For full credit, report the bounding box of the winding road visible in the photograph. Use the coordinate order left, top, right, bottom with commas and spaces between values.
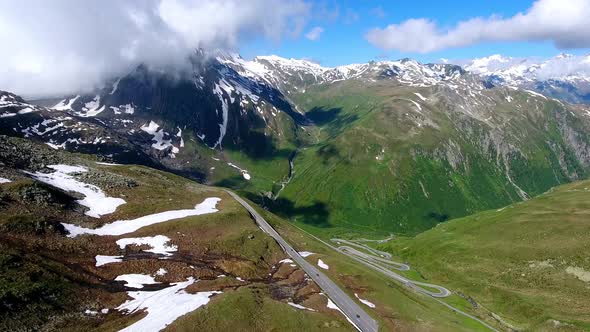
331, 238, 450, 297
290, 226, 499, 331
225, 190, 378, 332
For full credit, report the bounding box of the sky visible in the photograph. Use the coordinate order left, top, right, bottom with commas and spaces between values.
1, 0, 589, 97
242, 0, 590, 66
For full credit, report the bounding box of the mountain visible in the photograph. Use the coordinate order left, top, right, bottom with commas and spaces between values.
379, 178, 590, 330
4, 52, 590, 236
461, 53, 590, 104
5, 50, 590, 331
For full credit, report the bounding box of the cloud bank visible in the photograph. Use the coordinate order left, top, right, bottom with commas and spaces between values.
0, 0, 310, 97
366, 0, 590, 53
305, 27, 324, 41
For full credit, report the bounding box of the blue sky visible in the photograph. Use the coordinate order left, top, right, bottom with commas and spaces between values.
240, 0, 590, 66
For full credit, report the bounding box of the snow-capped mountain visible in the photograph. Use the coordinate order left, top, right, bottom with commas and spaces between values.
461, 53, 590, 103
219, 53, 469, 92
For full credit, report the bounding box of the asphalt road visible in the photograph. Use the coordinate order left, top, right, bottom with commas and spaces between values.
316, 234, 497, 331
331, 239, 450, 297
225, 190, 378, 332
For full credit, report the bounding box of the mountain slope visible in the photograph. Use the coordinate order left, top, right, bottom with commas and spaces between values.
267, 65, 590, 235
0, 135, 506, 332
379, 179, 590, 331
0, 136, 357, 331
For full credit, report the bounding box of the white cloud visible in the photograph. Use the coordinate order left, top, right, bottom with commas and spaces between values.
305, 26, 324, 41
365, 0, 590, 53
460, 53, 590, 80
0, 0, 310, 97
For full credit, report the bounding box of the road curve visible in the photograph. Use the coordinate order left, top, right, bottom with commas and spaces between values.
225, 190, 378, 332
295, 229, 498, 331
331, 239, 450, 297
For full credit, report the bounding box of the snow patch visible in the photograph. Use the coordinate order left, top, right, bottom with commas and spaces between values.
326, 298, 361, 332
288, 302, 316, 311
227, 162, 251, 180
52, 95, 79, 111
213, 82, 230, 149
61, 197, 221, 237
354, 293, 376, 308
117, 278, 221, 332
95, 255, 123, 267
26, 165, 126, 218
141, 121, 181, 156
566, 266, 590, 283
0, 177, 11, 184
317, 259, 329, 270
115, 274, 159, 289
298, 251, 315, 257
524, 89, 547, 99
414, 92, 427, 101
116, 235, 178, 256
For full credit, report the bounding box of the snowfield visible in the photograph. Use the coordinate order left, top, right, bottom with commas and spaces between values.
354, 293, 376, 308
288, 302, 316, 311
298, 251, 315, 257
117, 277, 221, 332
95, 255, 123, 267
326, 297, 361, 332
115, 274, 159, 289
62, 197, 221, 237
227, 162, 251, 180
26, 164, 126, 218
116, 235, 178, 256
317, 259, 329, 270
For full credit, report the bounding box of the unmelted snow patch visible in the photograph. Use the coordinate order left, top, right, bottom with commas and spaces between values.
141, 121, 180, 156
317, 259, 329, 270
95, 255, 123, 267
227, 162, 251, 180
326, 297, 361, 331
299, 251, 315, 257
115, 274, 159, 289
414, 92, 427, 101
26, 165, 126, 218
213, 82, 230, 148
354, 293, 376, 308
279, 258, 294, 264
566, 266, 590, 282
288, 302, 316, 311
62, 197, 220, 237
117, 277, 221, 332
156, 268, 167, 276
78, 95, 105, 117
117, 235, 177, 256
52, 95, 80, 110
0, 177, 11, 184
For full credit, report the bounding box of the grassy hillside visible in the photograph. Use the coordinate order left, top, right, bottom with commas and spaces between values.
0, 136, 510, 332
379, 179, 590, 331
0, 136, 352, 331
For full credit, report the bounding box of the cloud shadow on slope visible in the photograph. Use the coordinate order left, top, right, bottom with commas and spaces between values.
243, 193, 332, 228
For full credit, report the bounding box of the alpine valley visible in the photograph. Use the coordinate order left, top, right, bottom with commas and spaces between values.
4, 51, 590, 235
3, 50, 590, 331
